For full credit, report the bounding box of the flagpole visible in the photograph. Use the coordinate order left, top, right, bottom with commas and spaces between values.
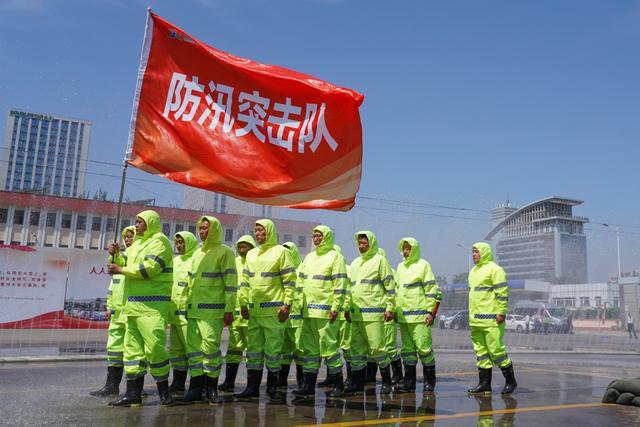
113, 159, 129, 247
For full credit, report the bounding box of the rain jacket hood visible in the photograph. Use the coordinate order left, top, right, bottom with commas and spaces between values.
354, 230, 378, 260
333, 244, 343, 255
256, 219, 277, 250
198, 215, 222, 247
236, 234, 257, 255
136, 210, 161, 241
313, 225, 335, 255
473, 242, 493, 267
122, 225, 136, 245
174, 230, 198, 260
283, 241, 301, 267
398, 237, 421, 265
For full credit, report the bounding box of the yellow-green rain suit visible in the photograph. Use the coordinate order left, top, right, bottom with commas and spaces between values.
186, 216, 237, 379
467, 242, 511, 369
281, 241, 304, 369
334, 244, 352, 363
298, 226, 348, 375
348, 231, 396, 371
119, 210, 173, 382
168, 231, 198, 372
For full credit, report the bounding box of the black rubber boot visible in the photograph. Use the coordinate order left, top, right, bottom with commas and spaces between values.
500, 363, 517, 395
295, 364, 305, 389
266, 370, 284, 401
468, 368, 492, 394
380, 365, 393, 394
169, 369, 187, 395
317, 366, 333, 387
91, 366, 123, 397
175, 375, 204, 403
109, 377, 143, 407
391, 359, 404, 385
398, 364, 416, 393
218, 363, 239, 392
205, 376, 223, 404
156, 379, 174, 406
344, 363, 352, 388
233, 369, 262, 400
423, 365, 436, 392
293, 372, 317, 398
343, 367, 365, 396
278, 363, 291, 389
365, 362, 378, 384
327, 372, 344, 397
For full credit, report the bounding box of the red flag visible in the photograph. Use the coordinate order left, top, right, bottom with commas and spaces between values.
127, 11, 364, 211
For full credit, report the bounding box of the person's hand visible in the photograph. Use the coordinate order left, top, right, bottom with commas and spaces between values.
384, 310, 395, 322
223, 312, 234, 327
329, 311, 338, 323
241, 305, 249, 320
106, 310, 111, 320
344, 311, 352, 323
496, 314, 505, 324
107, 264, 122, 275
425, 313, 434, 326
107, 243, 119, 256
278, 305, 290, 323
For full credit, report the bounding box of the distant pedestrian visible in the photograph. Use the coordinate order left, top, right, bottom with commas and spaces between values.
627, 313, 638, 339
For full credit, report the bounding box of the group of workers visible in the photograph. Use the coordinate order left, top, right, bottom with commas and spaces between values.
89, 209, 517, 407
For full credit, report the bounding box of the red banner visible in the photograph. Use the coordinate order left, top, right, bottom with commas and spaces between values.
127, 12, 364, 211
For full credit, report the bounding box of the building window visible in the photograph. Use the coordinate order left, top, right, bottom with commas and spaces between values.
46, 212, 57, 227
298, 235, 306, 248
225, 228, 234, 242
106, 218, 115, 232
579, 296, 590, 307
595, 296, 602, 308
613, 297, 619, 308
162, 223, 171, 236
76, 215, 87, 230
61, 214, 72, 228
29, 211, 40, 226
0, 208, 7, 224
13, 210, 25, 225
189, 225, 197, 235
284, 234, 292, 243
92, 217, 102, 231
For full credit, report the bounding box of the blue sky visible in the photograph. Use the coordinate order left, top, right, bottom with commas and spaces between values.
1, 0, 639, 280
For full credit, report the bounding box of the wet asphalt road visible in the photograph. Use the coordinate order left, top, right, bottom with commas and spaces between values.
2, 352, 640, 426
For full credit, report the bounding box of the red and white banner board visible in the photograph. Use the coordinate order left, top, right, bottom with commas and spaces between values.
127, 12, 364, 211
0, 246, 112, 329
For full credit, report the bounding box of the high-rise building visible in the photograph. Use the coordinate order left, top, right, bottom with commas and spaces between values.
485, 197, 589, 284
1, 109, 91, 197
184, 187, 276, 218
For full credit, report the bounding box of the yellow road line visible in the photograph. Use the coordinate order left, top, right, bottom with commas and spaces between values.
295, 402, 612, 427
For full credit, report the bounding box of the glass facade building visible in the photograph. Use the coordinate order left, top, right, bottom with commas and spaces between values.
1, 109, 91, 197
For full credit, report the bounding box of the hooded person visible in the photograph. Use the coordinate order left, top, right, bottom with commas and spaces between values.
292, 226, 348, 398
395, 237, 441, 393
467, 242, 517, 395
279, 241, 305, 389
107, 210, 174, 407
343, 231, 397, 395
219, 234, 257, 392
167, 231, 199, 395
234, 219, 297, 402
176, 216, 237, 405
90, 225, 136, 398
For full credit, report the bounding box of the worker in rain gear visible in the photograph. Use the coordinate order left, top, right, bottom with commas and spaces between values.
467, 242, 517, 395
381, 248, 404, 385
317, 244, 352, 389
344, 231, 396, 395
292, 226, 348, 398
167, 231, 198, 395
395, 238, 440, 393
107, 210, 174, 407
234, 219, 297, 401
219, 235, 256, 392
90, 225, 136, 398
280, 241, 305, 389
177, 216, 237, 405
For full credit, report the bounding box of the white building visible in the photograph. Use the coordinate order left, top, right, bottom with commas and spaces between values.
1, 109, 91, 198
184, 187, 279, 218
549, 282, 620, 309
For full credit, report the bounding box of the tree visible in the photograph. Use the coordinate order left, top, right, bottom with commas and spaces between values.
452, 273, 468, 284
435, 275, 448, 286
92, 188, 110, 201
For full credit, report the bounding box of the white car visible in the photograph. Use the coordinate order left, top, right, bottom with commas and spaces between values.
505, 314, 527, 333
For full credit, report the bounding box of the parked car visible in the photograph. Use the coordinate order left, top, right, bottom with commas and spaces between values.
440, 310, 469, 330
505, 314, 527, 333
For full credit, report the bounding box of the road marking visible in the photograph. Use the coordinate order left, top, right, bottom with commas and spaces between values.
519, 365, 618, 380
295, 402, 612, 427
